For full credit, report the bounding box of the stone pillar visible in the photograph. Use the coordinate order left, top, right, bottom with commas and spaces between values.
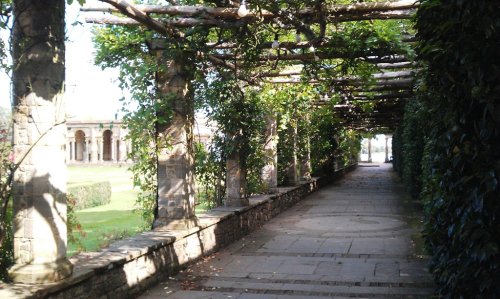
90, 130, 98, 163
119, 138, 127, 162
300, 136, 312, 181
111, 135, 116, 162
98, 137, 104, 162
83, 139, 89, 163
261, 115, 278, 193
226, 150, 249, 207
9, 0, 73, 283
385, 136, 389, 162
154, 51, 197, 229
286, 125, 300, 186
69, 137, 75, 163
368, 138, 372, 163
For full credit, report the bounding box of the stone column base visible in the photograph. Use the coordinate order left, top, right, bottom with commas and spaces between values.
153, 217, 199, 231
8, 259, 73, 284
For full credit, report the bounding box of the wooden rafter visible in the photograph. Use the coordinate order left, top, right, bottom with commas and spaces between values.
97, 0, 184, 38
265, 77, 414, 86
146, 35, 415, 51
86, 15, 245, 28
85, 10, 414, 27
209, 52, 408, 63
84, 1, 418, 20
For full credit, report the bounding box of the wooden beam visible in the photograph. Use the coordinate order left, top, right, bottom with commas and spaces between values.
83, 1, 418, 19
97, 0, 183, 38
144, 35, 415, 51
265, 78, 413, 86
256, 70, 414, 79
376, 61, 416, 69
351, 93, 413, 100
372, 70, 415, 79
209, 51, 407, 63
85, 9, 414, 28
325, 10, 415, 22
86, 15, 244, 28
349, 84, 413, 92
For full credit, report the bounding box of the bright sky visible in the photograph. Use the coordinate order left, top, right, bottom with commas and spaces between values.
0, 1, 124, 120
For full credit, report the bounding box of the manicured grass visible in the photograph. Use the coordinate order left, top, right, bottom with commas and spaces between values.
67, 165, 147, 256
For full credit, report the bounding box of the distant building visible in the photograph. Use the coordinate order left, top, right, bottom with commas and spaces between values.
66, 116, 216, 164
66, 120, 129, 164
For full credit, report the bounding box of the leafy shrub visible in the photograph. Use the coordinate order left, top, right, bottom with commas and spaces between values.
194, 142, 224, 209
68, 182, 112, 210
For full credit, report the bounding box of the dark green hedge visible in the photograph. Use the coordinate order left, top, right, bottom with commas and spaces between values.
414, 0, 500, 298
392, 100, 429, 198
68, 182, 112, 210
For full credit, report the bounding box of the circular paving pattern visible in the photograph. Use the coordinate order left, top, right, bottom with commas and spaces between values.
296, 215, 406, 233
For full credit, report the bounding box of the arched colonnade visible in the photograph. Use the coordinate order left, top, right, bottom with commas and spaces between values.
65, 121, 130, 164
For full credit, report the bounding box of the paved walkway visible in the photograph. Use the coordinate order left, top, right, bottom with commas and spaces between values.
140, 164, 435, 299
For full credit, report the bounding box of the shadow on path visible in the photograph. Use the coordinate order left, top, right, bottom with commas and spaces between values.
140, 163, 435, 299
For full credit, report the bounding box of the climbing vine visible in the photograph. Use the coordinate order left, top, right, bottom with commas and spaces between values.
91, 0, 413, 225
196, 76, 267, 203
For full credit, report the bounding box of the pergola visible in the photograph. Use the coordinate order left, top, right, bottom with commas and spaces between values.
7, 0, 417, 283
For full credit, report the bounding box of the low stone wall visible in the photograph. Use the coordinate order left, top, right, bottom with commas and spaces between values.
0, 164, 356, 299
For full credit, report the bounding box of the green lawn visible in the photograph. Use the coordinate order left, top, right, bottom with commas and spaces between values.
67, 165, 147, 256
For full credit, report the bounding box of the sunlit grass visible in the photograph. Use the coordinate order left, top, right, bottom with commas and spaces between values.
67, 165, 147, 256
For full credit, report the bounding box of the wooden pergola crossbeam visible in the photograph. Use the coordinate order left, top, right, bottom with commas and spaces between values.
82, 1, 418, 20
97, 0, 184, 38
265, 77, 414, 86
257, 70, 414, 79
146, 35, 415, 51
85, 10, 415, 27
86, 15, 245, 28
209, 52, 408, 63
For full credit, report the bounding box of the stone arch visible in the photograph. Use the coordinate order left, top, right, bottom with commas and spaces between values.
103, 130, 113, 161
74, 130, 86, 161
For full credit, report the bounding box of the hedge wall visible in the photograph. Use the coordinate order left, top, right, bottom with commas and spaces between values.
392, 100, 429, 198
68, 182, 112, 210
411, 1, 500, 297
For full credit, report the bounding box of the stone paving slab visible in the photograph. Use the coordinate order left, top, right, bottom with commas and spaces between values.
139, 164, 435, 299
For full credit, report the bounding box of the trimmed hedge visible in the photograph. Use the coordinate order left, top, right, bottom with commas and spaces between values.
404, 1, 500, 298
68, 182, 112, 210
392, 100, 429, 198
